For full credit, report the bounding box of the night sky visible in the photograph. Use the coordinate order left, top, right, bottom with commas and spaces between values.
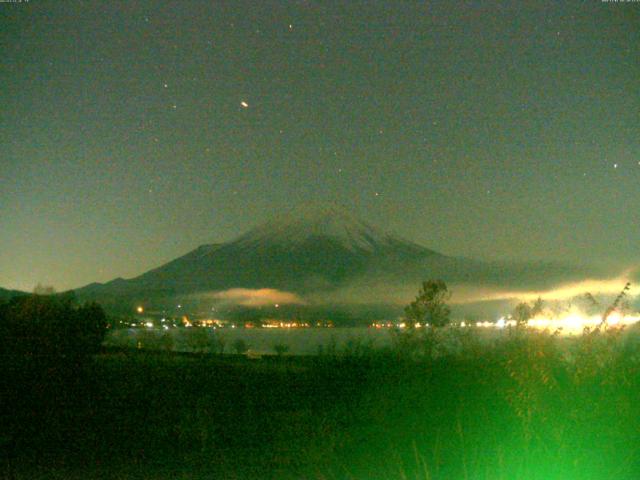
2, 1, 639, 292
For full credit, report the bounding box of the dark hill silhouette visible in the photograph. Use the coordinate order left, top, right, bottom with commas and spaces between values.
0, 287, 27, 303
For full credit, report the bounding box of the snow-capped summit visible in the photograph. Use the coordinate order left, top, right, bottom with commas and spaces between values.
231, 203, 401, 252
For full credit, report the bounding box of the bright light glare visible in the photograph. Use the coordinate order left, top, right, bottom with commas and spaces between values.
525, 311, 640, 335
473, 310, 640, 335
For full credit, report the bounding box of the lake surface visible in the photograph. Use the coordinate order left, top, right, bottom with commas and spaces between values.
105, 326, 393, 355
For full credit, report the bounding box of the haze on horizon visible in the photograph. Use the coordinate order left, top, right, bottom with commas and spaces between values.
1, 1, 639, 292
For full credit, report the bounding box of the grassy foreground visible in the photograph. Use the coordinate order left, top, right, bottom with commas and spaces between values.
2, 326, 640, 479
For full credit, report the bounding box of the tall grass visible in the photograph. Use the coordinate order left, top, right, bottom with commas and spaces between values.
316, 324, 640, 480
4, 323, 639, 479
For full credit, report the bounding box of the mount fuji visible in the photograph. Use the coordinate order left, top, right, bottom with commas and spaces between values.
74, 204, 595, 313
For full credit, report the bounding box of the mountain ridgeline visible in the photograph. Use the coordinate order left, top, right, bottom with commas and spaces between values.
74, 205, 597, 313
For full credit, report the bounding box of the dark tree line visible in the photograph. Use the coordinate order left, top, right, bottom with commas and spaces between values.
0, 292, 107, 360
0, 293, 108, 473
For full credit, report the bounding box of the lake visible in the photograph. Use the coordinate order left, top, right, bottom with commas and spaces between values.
104, 326, 393, 355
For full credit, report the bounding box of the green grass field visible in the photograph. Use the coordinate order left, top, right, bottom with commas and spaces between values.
3, 326, 640, 479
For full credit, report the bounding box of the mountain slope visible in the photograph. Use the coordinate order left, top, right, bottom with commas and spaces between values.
83, 204, 445, 296
74, 204, 598, 309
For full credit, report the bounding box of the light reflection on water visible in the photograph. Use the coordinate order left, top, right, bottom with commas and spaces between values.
104, 323, 640, 356
105, 327, 389, 355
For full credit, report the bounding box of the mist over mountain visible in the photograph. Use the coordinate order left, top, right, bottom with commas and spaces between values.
74, 204, 604, 316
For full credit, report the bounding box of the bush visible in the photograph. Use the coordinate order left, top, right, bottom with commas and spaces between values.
233, 338, 249, 354
273, 342, 290, 357
212, 332, 226, 355
186, 327, 211, 354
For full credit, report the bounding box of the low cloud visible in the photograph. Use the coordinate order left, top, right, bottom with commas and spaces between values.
309, 266, 640, 314
191, 266, 639, 317
210, 288, 306, 307
451, 271, 639, 305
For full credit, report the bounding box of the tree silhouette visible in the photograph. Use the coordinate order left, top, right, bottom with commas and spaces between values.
0, 292, 107, 361
0, 293, 108, 460
404, 279, 451, 328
